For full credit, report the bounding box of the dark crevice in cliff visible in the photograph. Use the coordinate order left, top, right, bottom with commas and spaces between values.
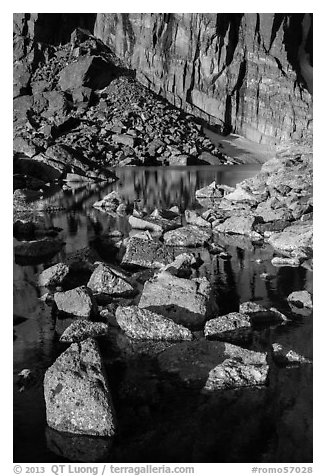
232, 58, 247, 117
224, 95, 233, 135
33, 13, 97, 45
186, 36, 200, 105
215, 14, 244, 67
121, 13, 136, 57
269, 14, 285, 52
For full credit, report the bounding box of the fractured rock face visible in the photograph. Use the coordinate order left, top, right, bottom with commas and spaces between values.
87, 263, 136, 297
44, 338, 116, 436
138, 272, 211, 329
116, 305, 193, 341
54, 286, 97, 319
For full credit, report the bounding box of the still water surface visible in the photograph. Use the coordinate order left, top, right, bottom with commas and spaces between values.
13, 166, 312, 463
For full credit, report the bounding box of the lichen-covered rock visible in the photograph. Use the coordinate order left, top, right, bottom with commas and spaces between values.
121, 236, 174, 269
163, 225, 211, 247
116, 306, 193, 341
287, 290, 313, 309
60, 320, 108, 343
271, 343, 312, 366
44, 338, 116, 436
138, 272, 210, 329
87, 263, 135, 297
54, 286, 97, 318
38, 263, 70, 287
239, 302, 288, 324
204, 312, 251, 342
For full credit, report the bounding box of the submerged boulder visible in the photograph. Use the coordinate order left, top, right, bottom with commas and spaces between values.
138, 272, 211, 329
54, 286, 97, 319
271, 343, 312, 366
87, 263, 136, 297
44, 338, 116, 436
116, 305, 193, 341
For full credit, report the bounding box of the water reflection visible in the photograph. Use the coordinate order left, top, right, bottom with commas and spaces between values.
13, 165, 312, 463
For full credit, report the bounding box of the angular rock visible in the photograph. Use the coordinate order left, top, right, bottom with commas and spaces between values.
128, 215, 163, 233
160, 252, 196, 278
44, 338, 116, 436
157, 340, 268, 389
185, 209, 210, 227
239, 302, 288, 325
271, 256, 301, 267
116, 306, 193, 341
87, 263, 136, 297
112, 134, 135, 147
267, 222, 313, 257
255, 199, 293, 222
14, 155, 65, 182
54, 286, 97, 319
13, 136, 38, 157
59, 56, 114, 91
39, 263, 70, 287
214, 215, 255, 236
121, 237, 174, 269
163, 225, 211, 247
60, 320, 109, 343
168, 155, 189, 166
204, 312, 252, 342
287, 290, 313, 309
271, 343, 312, 366
92, 191, 123, 211
224, 187, 259, 204
138, 272, 210, 329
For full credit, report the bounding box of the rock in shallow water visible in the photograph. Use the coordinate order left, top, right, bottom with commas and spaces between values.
204, 312, 252, 342
14, 238, 64, 264
157, 340, 268, 390
116, 305, 193, 341
271, 343, 312, 366
121, 237, 174, 269
239, 302, 288, 325
287, 290, 313, 309
38, 263, 70, 287
44, 338, 116, 436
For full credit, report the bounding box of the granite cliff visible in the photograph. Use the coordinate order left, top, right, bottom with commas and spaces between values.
14, 13, 312, 146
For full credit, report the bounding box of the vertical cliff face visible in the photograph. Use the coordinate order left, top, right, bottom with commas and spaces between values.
94, 13, 312, 145
13, 13, 313, 146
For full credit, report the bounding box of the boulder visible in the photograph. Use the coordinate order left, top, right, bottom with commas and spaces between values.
271, 343, 312, 366
39, 263, 70, 287
204, 312, 252, 342
112, 134, 135, 147
163, 225, 211, 247
157, 340, 268, 390
168, 155, 189, 166
255, 199, 293, 222
60, 320, 108, 343
267, 222, 313, 257
271, 256, 301, 267
138, 272, 211, 329
87, 263, 136, 297
287, 290, 313, 309
13, 136, 38, 157
115, 306, 193, 341
44, 338, 116, 436
14, 154, 65, 182
92, 191, 123, 211
121, 237, 174, 269
59, 56, 114, 91
214, 215, 255, 236
54, 286, 97, 319
160, 253, 196, 278
224, 187, 259, 204
128, 216, 163, 233
239, 302, 288, 325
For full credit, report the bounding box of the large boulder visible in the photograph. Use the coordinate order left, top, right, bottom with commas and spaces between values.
267, 222, 313, 258
287, 290, 313, 309
239, 302, 288, 325
58, 56, 115, 91
38, 263, 70, 287
138, 272, 211, 329
87, 263, 136, 297
14, 238, 64, 265
163, 225, 211, 247
116, 306, 193, 341
14, 154, 66, 182
121, 237, 174, 269
44, 338, 116, 436
54, 286, 97, 319
157, 340, 268, 390
92, 191, 123, 211
214, 214, 255, 236
184, 210, 210, 227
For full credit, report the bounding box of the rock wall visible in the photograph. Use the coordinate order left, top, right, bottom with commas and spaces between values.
13, 13, 313, 146
94, 13, 313, 145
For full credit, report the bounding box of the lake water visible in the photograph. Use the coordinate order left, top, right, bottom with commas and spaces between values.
13, 165, 313, 463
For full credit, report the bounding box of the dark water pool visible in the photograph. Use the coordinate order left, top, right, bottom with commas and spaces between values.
13, 165, 312, 463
